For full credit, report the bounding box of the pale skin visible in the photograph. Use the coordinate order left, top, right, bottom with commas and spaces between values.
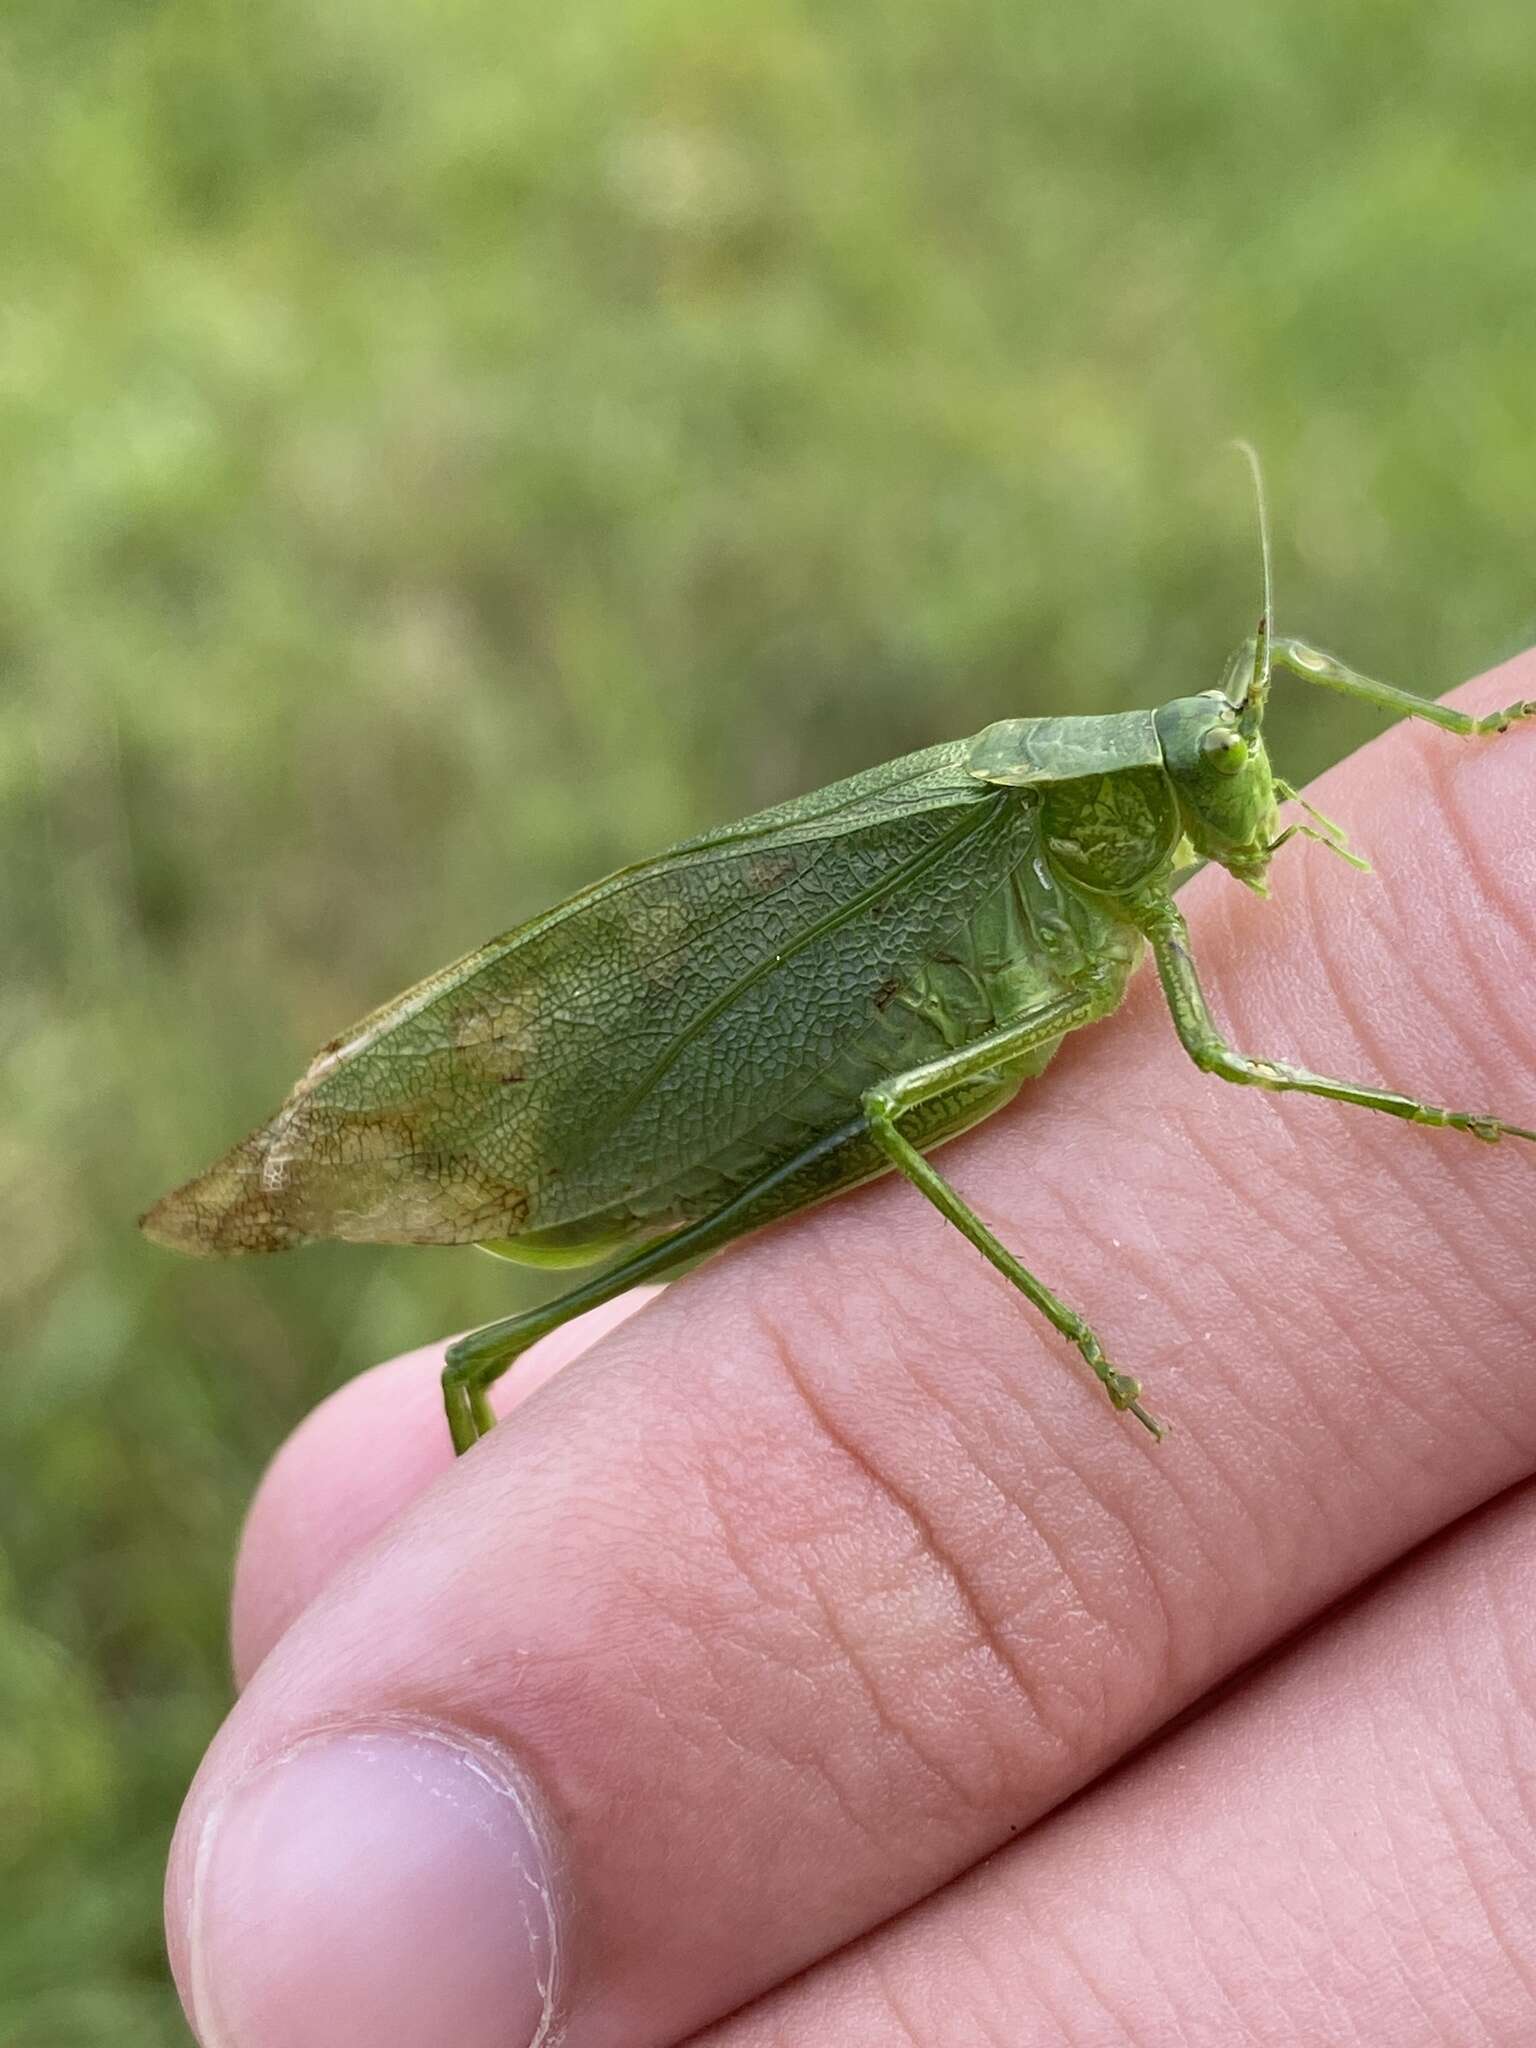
168, 652, 1536, 2048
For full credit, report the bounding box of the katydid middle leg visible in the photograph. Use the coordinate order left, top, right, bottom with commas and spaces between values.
861, 982, 1167, 1438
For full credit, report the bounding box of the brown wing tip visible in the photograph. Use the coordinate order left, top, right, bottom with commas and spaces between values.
139, 1136, 309, 1256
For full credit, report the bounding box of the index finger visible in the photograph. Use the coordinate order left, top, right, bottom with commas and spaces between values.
170, 653, 1536, 2048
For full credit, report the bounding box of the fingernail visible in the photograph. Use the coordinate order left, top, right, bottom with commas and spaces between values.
184, 1724, 559, 2048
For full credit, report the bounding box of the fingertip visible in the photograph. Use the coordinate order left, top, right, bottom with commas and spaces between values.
229, 1345, 452, 1687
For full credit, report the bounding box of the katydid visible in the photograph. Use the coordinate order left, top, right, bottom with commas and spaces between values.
142, 456, 1536, 1452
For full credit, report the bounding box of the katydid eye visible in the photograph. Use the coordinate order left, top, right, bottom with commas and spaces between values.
1201, 727, 1248, 775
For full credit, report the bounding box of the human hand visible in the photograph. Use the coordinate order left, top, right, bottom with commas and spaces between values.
167, 653, 1536, 2047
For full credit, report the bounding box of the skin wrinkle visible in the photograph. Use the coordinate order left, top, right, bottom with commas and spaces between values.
1145, 1863, 1245, 2045
1430, 1845, 1523, 2048
702, 1498, 1536, 2048
1421, 1765, 1527, 2034
798, 1555, 989, 1837
1246, 1136, 1450, 1463
1164, 1858, 1253, 2048
1378, 845, 1536, 1369
758, 1219, 1115, 1727
1369, 1322, 1523, 1490
1427, 1152, 1536, 1374
1110, 1304, 1256, 1593
1199, 1836, 1322, 2047
933, 1097, 1196, 1482
1482, 1568, 1536, 1846
647, 1598, 842, 1793
1239, 1851, 1331, 2029
1142, 1059, 1329, 1326
1377, 748, 1536, 1156
1302, 1078, 1517, 1468
1415, 1320, 1536, 1475
1126, 1436, 1248, 1677
944, 1909, 1023, 2047
1041, 1899, 1153, 2048
1355, 1587, 1529, 2047
872, 1249, 1182, 1726
1322, 1944, 1381, 2048
615, 1588, 894, 1878
686, 1445, 817, 1637
1221, 1722, 1409, 2048
1289, 824, 1387, 1071
954, 912, 1359, 1485
1210, 853, 1439, 1276
763, 1176, 1183, 1786
873, 1355, 1082, 1684
1069, 1172, 1175, 1325
618, 1422, 932, 1831
530, 1445, 859, 1807
1023, 1436, 1184, 1744
1116, 1904, 1193, 2048
1430, 1609, 1536, 2022
750, 1290, 1046, 1824
965, 1369, 1175, 1758
1160, 1082, 1338, 1360
967, 1895, 1093, 2048
1388, 1875, 1473, 2048
1027, 1141, 1211, 1387
1286, 943, 1488, 1371
1425, 849, 1530, 1095
1414, 717, 1536, 1075
863, 1951, 934, 2048
1303, 820, 1534, 1388
1142, 1083, 1379, 1565
1345, 1143, 1476, 1374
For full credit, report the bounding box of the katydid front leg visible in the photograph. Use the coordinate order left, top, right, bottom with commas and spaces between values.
1137, 897, 1536, 1146
1270, 638, 1536, 736
862, 982, 1167, 1439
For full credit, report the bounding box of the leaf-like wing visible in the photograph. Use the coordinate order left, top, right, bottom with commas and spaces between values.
143, 737, 1022, 1252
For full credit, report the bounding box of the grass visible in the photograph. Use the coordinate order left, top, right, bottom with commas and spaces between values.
3, 0, 1535, 2037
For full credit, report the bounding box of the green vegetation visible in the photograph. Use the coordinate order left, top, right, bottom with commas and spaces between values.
3, 1, 1534, 2037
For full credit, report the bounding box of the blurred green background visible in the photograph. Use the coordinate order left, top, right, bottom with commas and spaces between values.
3, 0, 1534, 2039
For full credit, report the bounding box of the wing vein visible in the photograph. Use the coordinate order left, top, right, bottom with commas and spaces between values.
592, 792, 1009, 1140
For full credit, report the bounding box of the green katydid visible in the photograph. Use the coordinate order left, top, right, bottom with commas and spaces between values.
142, 453, 1536, 1452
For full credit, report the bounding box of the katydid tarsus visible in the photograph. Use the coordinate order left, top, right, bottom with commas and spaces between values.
143, 453, 1536, 1452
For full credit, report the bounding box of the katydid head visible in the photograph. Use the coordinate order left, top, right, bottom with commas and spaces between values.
1153, 440, 1283, 891
1155, 687, 1279, 893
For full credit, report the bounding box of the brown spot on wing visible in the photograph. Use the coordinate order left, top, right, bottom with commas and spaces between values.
744, 851, 801, 893
141, 1104, 532, 1254
140, 1135, 307, 1255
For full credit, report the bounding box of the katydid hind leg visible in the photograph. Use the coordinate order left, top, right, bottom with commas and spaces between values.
443, 1115, 877, 1454
443, 1226, 717, 1454
1139, 897, 1536, 1146
860, 985, 1167, 1440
